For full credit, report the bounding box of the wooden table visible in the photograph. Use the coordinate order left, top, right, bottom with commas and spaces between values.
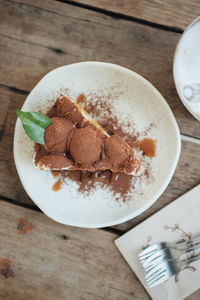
0, 1, 200, 299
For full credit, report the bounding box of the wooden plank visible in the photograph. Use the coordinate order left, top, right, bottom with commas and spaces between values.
0, 87, 30, 205
0, 188, 200, 300
0, 84, 199, 232
70, 0, 200, 31
0, 0, 199, 138
0, 86, 14, 139
187, 290, 200, 300
0, 200, 149, 300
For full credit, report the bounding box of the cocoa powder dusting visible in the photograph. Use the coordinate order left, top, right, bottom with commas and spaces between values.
61, 170, 133, 199
100, 116, 137, 147
52, 168, 133, 199
110, 172, 133, 196
49, 94, 155, 201
88, 99, 137, 147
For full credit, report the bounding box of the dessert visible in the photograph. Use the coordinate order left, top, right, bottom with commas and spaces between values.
34, 95, 141, 174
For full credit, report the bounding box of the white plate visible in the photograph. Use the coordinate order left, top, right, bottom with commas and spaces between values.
173, 16, 200, 121
14, 62, 181, 228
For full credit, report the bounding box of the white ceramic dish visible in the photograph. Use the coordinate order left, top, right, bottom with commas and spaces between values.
173, 16, 200, 121
14, 62, 181, 228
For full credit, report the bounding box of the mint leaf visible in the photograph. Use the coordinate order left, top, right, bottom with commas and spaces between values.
16, 109, 53, 144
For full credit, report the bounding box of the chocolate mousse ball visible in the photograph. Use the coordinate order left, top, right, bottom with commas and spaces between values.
56, 96, 85, 126
104, 135, 132, 164
69, 126, 102, 166
44, 117, 74, 152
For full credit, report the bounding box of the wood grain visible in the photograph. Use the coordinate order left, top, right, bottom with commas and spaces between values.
187, 290, 200, 300
70, 0, 200, 31
0, 83, 199, 232
0, 0, 199, 138
0, 87, 29, 205
0, 86, 14, 140
0, 200, 149, 300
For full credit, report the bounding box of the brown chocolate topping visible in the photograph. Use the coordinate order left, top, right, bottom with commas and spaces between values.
35, 95, 141, 174
44, 117, 74, 152
52, 180, 63, 191
49, 95, 154, 201
136, 138, 156, 157
52, 169, 135, 201
69, 126, 103, 166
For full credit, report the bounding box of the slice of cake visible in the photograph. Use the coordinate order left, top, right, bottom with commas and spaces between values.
34, 95, 141, 174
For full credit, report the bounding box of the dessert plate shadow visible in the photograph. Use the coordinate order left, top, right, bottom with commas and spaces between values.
14, 62, 181, 228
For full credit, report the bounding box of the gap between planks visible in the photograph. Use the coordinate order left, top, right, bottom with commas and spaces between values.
0, 83, 29, 96
56, 0, 183, 34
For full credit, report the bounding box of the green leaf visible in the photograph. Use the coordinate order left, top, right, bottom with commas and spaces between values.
16, 109, 53, 144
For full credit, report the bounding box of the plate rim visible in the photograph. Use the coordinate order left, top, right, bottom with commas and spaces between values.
173, 18, 200, 122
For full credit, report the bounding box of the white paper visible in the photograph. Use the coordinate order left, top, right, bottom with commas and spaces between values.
115, 185, 200, 300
